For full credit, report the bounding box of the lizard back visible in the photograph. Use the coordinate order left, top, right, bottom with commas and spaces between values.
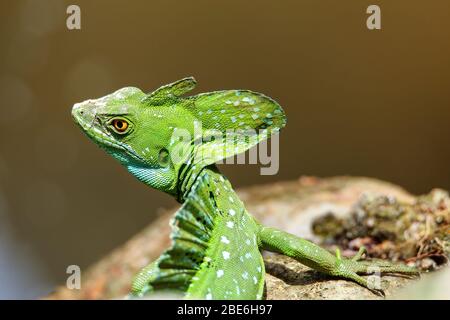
185, 169, 265, 299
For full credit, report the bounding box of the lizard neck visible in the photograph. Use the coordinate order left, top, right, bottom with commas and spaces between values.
177, 163, 221, 203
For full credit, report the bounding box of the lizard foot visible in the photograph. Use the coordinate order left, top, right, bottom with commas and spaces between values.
332, 247, 419, 296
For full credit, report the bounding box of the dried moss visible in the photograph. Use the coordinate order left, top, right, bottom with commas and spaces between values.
313, 189, 450, 271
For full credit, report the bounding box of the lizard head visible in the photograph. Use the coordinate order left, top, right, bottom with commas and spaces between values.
72, 77, 286, 198
71, 83, 193, 196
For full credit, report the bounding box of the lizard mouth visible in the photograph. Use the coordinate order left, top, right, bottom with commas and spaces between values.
71, 102, 147, 164
71, 101, 116, 147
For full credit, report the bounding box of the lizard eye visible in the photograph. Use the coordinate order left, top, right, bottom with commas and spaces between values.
111, 119, 129, 133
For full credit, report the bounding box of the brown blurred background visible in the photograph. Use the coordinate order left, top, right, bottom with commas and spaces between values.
0, 0, 449, 298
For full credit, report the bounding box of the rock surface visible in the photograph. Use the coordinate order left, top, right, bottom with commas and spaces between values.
264, 254, 410, 300
47, 176, 427, 300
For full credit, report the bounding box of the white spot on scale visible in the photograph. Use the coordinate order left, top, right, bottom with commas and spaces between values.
233, 101, 240, 106
230, 116, 237, 123
245, 239, 251, 245
220, 235, 230, 244
206, 293, 212, 300
217, 270, 224, 278
242, 272, 249, 279
226, 221, 234, 229
229, 209, 236, 216
222, 251, 230, 260
251, 114, 259, 120
257, 266, 262, 273
245, 253, 252, 259
253, 276, 258, 284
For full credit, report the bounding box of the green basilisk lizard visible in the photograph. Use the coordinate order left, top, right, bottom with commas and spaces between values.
72, 77, 417, 299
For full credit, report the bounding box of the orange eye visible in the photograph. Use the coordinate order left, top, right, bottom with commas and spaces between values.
112, 119, 129, 133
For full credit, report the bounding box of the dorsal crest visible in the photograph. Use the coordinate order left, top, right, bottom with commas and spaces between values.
143, 77, 287, 169
143, 77, 197, 105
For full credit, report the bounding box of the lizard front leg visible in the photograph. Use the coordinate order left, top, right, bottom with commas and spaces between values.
258, 226, 418, 295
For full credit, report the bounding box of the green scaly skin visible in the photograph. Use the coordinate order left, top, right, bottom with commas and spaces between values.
72, 77, 418, 300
